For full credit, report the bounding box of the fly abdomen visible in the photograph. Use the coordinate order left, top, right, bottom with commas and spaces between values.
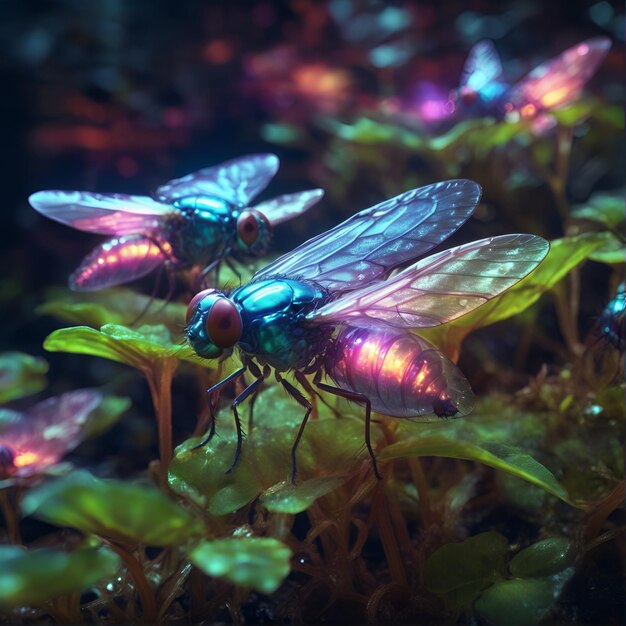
70, 235, 170, 291
326, 327, 474, 419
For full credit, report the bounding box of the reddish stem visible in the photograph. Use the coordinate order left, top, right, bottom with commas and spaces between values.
107, 542, 158, 623
0, 488, 21, 544
372, 480, 407, 587
144, 359, 178, 487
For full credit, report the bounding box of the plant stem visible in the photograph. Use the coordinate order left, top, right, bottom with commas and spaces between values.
583, 480, 626, 543
144, 359, 178, 487
158, 561, 192, 620
107, 542, 158, 623
372, 480, 407, 587
552, 283, 582, 357
408, 457, 433, 527
0, 488, 21, 544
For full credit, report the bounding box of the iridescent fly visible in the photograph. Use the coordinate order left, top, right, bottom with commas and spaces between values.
452, 37, 611, 124
600, 281, 626, 351
29, 154, 323, 291
185, 180, 549, 480
0, 390, 102, 482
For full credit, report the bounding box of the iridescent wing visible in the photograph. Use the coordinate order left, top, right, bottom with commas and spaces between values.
254, 180, 482, 292
0, 390, 101, 476
460, 40, 504, 92
155, 154, 280, 206
308, 234, 549, 328
29, 191, 172, 235
508, 37, 611, 111
70, 235, 168, 291
254, 188, 324, 226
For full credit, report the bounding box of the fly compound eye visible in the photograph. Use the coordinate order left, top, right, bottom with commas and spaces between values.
460, 86, 477, 106
236, 211, 260, 247
187, 288, 220, 324
205, 298, 242, 348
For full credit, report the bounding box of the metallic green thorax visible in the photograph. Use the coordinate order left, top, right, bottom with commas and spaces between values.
232, 279, 332, 371
167, 196, 238, 265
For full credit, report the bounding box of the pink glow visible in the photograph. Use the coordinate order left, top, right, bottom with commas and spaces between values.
409, 81, 456, 123
0, 390, 102, 480
326, 327, 474, 418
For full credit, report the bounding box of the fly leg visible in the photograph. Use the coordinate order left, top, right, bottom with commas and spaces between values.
129, 264, 164, 326
227, 373, 265, 473
200, 258, 221, 289
295, 370, 341, 420
277, 376, 313, 484
238, 361, 266, 437
293, 372, 319, 421
130, 238, 177, 324
224, 256, 242, 285
193, 367, 246, 449
147, 261, 177, 318
315, 381, 381, 480
164, 260, 177, 302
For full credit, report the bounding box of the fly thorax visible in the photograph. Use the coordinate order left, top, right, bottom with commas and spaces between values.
232, 278, 331, 371
169, 195, 236, 265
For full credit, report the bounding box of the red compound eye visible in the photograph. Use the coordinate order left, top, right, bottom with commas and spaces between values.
186, 288, 218, 323
237, 211, 259, 247
205, 298, 242, 348
460, 86, 477, 105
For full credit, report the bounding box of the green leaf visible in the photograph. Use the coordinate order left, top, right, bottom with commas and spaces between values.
551, 100, 624, 129
0, 352, 48, 404
380, 435, 569, 503
424, 532, 509, 610
0, 544, 120, 606
593, 103, 626, 128
475, 569, 575, 626
420, 233, 610, 351
427, 119, 487, 151
80, 395, 132, 440
550, 100, 595, 127
571, 191, 625, 229
588, 235, 625, 265
22, 470, 204, 546
37, 287, 187, 331
261, 123, 303, 145
432, 119, 522, 157
43, 323, 217, 371
169, 384, 373, 515
260, 476, 346, 514
509, 537, 575, 578
495, 473, 549, 513
323, 117, 422, 149
188, 537, 292, 594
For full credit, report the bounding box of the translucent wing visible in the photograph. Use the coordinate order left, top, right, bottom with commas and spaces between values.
29, 191, 172, 235
508, 37, 611, 110
308, 234, 549, 328
156, 154, 280, 206
254, 188, 324, 226
254, 180, 482, 293
0, 390, 101, 476
461, 40, 504, 92
70, 236, 168, 291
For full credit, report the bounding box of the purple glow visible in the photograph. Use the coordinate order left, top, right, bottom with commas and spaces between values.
409, 81, 456, 122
